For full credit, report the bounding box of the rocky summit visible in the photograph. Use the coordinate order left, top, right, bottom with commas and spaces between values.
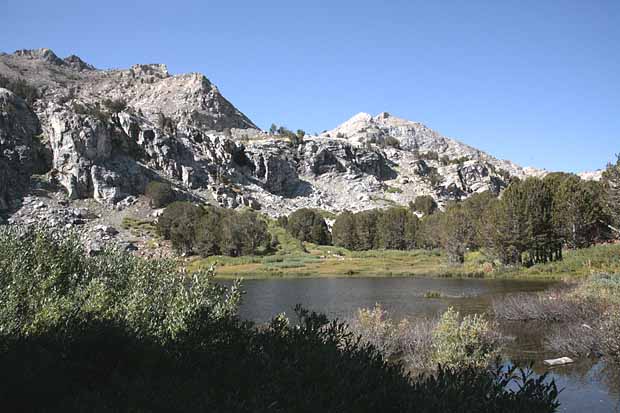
0, 48, 549, 239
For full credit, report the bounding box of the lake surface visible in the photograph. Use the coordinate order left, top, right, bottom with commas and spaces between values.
224, 277, 620, 413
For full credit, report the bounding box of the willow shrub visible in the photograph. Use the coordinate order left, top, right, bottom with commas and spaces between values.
0, 225, 241, 340
0, 226, 559, 412
432, 307, 501, 368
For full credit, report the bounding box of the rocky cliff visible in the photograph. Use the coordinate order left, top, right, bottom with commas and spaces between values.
1, 48, 547, 225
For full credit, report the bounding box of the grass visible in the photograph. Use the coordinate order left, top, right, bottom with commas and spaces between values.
495, 243, 620, 279
424, 291, 442, 299
385, 186, 403, 194
121, 217, 158, 237
186, 219, 620, 280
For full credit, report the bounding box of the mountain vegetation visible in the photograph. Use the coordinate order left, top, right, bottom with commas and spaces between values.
157, 203, 272, 256
0, 226, 560, 412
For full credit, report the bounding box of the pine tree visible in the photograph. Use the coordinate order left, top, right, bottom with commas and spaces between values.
603, 155, 620, 228
332, 211, 357, 250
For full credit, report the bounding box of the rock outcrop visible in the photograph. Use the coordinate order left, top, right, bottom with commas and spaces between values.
1, 48, 551, 220
0, 88, 45, 210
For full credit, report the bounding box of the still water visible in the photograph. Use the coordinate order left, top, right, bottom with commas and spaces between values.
225, 277, 620, 412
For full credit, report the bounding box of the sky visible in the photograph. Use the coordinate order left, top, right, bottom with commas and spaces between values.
2, 0, 619, 172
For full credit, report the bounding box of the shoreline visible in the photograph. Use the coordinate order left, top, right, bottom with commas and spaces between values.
187, 242, 620, 281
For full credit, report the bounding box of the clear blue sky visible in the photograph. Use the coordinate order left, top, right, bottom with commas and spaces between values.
2, 0, 619, 172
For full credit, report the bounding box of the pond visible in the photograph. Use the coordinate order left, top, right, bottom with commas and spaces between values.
223, 277, 620, 413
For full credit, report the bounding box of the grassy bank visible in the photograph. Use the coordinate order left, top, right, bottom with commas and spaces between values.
186, 225, 620, 279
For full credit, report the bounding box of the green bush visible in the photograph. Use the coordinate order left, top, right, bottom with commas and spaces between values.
410, 195, 438, 216
157, 201, 205, 254
145, 180, 176, 208
0, 226, 240, 339
0, 227, 559, 412
432, 307, 501, 368
158, 203, 272, 257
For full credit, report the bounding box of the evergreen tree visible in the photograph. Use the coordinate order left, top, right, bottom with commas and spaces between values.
548, 174, 610, 248
440, 204, 473, 264
355, 210, 380, 250
332, 211, 357, 249
194, 207, 225, 256
603, 155, 620, 227
376, 208, 418, 250
157, 202, 205, 254
286, 209, 331, 245
484, 178, 561, 265
410, 195, 438, 216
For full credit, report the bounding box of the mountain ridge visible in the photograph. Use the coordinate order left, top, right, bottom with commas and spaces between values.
0, 48, 596, 232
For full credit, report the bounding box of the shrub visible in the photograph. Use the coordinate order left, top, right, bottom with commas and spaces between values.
102, 98, 127, 113
432, 308, 501, 368
144, 180, 176, 208
385, 185, 403, 194
0, 74, 39, 105
410, 195, 438, 216
0, 225, 240, 339
157, 201, 205, 254
600, 311, 620, 362
383, 136, 400, 149
0, 228, 560, 412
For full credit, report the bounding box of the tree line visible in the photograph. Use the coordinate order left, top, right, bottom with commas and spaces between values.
157, 202, 272, 256
327, 172, 614, 266
156, 158, 619, 264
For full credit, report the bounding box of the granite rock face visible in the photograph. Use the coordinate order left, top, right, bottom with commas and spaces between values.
1, 48, 551, 219
0, 88, 45, 210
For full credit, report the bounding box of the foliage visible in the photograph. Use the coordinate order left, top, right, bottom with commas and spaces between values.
157, 112, 176, 134
419, 151, 439, 161
545, 173, 610, 248
157, 201, 204, 254
432, 307, 501, 368
410, 195, 438, 216
332, 207, 418, 251
0, 74, 39, 105
0, 229, 559, 411
385, 185, 403, 194
482, 178, 561, 265
331, 210, 356, 249
70, 101, 109, 123
0, 226, 240, 340
218, 209, 272, 256
286, 208, 331, 245
102, 97, 128, 113
377, 207, 419, 250
602, 154, 620, 227
144, 180, 176, 208
158, 202, 272, 257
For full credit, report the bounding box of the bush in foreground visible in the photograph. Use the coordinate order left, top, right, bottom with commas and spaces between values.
348, 304, 502, 371
0, 226, 560, 412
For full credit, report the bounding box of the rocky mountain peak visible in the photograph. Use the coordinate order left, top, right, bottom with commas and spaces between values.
13, 48, 64, 66
130, 63, 169, 79
63, 54, 95, 71
0, 48, 553, 224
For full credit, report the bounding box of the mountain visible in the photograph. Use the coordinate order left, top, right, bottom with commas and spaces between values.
0, 48, 557, 248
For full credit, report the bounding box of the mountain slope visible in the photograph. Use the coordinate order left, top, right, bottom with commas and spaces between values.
0, 48, 549, 224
